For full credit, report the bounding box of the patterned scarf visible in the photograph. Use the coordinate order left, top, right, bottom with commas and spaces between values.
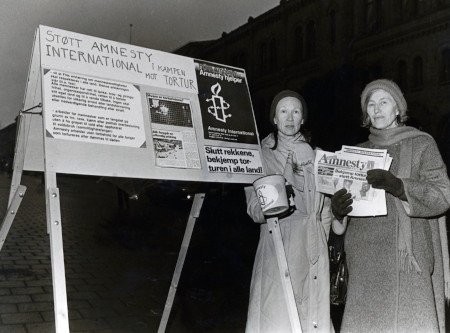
262, 131, 322, 263
261, 131, 315, 194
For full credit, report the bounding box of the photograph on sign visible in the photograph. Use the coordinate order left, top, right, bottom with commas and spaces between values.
147, 93, 201, 169
148, 94, 194, 127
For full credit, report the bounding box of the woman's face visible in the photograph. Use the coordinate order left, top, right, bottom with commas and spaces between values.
366, 89, 399, 130
273, 96, 303, 136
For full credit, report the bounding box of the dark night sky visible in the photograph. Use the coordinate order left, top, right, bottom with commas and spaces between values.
0, 0, 278, 128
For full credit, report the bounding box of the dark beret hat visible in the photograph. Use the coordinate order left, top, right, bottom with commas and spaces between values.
269, 90, 308, 125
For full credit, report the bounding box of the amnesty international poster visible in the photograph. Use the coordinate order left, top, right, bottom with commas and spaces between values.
195, 60, 258, 144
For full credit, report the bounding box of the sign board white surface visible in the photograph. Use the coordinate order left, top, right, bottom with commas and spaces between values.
23, 25, 264, 183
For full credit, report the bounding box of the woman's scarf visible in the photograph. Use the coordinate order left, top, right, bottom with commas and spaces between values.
368, 126, 427, 146
369, 126, 450, 301
262, 131, 322, 264
370, 126, 424, 273
261, 131, 315, 194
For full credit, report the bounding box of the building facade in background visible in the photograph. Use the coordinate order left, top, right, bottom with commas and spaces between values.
175, 0, 450, 157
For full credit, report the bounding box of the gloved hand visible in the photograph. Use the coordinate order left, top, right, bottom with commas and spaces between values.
366, 169, 405, 198
331, 188, 353, 221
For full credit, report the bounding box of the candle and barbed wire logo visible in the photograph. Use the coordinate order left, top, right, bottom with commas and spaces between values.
257, 188, 268, 206
206, 82, 231, 123
256, 184, 277, 209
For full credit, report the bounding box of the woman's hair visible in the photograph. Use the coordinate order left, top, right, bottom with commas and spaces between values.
360, 79, 409, 128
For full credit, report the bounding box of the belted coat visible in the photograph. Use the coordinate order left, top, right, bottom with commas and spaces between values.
245, 132, 334, 333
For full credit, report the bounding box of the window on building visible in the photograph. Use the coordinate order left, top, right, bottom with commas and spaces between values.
366, 0, 382, 32
293, 25, 303, 62
329, 10, 336, 46
239, 52, 247, 70
396, 60, 408, 92
306, 21, 316, 59
269, 38, 277, 69
409, 0, 419, 17
231, 55, 239, 67
404, 0, 428, 18
440, 48, 450, 84
232, 51, 247, 69
259, 42, 268, 74
412, 56, 423, 90
393, 1, 405, 21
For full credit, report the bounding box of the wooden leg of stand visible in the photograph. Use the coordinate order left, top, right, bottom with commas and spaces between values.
0, 185, 27, 252
267, 217, 303, 333
46, 172, 70, 333
158, 193, 206, 333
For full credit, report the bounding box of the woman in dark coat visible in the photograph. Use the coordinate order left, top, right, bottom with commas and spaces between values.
332, 79, 450, 332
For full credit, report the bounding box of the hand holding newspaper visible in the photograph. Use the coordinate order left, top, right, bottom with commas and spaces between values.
314, 146, 392, 216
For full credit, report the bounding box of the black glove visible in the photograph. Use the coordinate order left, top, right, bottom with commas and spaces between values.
366, 169, 405, 198
331, 188, 353, 221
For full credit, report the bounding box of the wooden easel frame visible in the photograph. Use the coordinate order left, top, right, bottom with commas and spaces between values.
158, 192, 205, 333
6, 120, 300, 333
4, 109, 72, 332
3, 110, 208, 332
6, 114, 301, 333
267, 217, 303, 333
8, 25, 263, 332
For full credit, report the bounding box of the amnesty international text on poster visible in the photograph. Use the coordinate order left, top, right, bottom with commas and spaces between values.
195, 60, 257, 145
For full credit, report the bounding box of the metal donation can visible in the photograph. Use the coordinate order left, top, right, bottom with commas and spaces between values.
253, 174, 289, 216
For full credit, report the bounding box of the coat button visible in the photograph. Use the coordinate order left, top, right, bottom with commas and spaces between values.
314, 276, 317, 280
313, 322, 318, 328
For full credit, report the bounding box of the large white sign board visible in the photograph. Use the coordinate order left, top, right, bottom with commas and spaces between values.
11, 25, 267, 333
23, 25, 264, 183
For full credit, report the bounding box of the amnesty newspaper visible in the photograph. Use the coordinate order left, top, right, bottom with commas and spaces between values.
314, 146, 392, 216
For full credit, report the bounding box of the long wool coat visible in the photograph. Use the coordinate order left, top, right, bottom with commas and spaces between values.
245, 134, 334, 333
337, 129, 450, 333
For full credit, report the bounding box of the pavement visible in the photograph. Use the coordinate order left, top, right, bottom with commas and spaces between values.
0, 172, 260, 333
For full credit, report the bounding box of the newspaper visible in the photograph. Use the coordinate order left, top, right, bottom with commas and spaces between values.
315, 146, 392, 217
148, 94, 202, 169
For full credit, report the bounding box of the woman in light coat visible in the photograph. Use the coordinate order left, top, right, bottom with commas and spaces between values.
332, 79, 450, 332
245, 90, 334, 333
